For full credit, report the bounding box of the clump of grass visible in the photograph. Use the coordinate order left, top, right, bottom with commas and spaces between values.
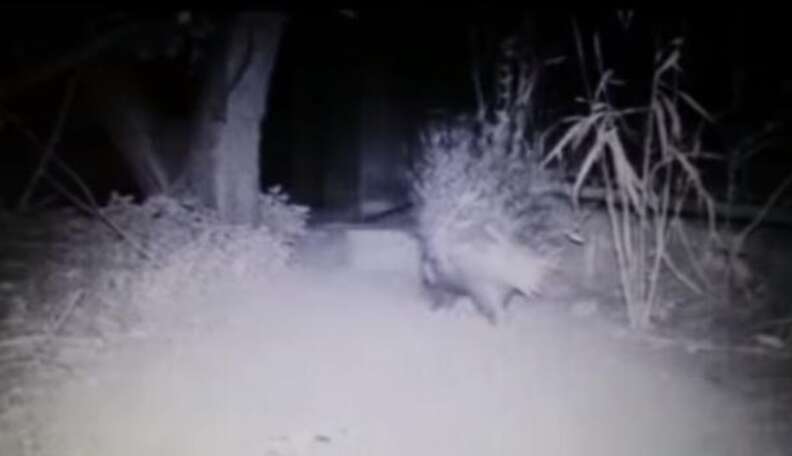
0, 189, 309, 452
545, 37, 716, 329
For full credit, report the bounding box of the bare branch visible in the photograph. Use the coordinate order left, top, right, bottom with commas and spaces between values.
17, 70, 80, 210
734, 169, 792, 253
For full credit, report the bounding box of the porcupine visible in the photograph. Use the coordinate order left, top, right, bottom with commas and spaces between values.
411, 113, 578, 325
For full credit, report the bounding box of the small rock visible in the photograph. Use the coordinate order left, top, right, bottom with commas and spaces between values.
314, 434, 332, 443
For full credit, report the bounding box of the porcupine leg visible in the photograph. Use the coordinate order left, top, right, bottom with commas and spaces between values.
467, 281, 509, 325
420, 256, 458, 310
427, 286, 458, 310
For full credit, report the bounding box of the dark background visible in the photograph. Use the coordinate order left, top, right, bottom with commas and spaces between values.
0, 7, 788, 210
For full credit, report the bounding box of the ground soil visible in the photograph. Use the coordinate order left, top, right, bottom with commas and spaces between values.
0, 214, 789, 455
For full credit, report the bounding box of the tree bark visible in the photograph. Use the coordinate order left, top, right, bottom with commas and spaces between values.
186, 12, 286, 225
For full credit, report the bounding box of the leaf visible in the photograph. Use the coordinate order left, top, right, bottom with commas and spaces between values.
677, 90, 714, 122
659, 93, 682, 140
544, 55, 568, 66
653, 98, 669, 158
543, 119, 586, 166
572, 127, 605, 203
594, 70, 614, 100
656, 49, 680, 77
607, 129, 642, 210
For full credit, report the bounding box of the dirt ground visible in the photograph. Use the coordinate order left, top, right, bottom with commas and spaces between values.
1, 218, 790, 455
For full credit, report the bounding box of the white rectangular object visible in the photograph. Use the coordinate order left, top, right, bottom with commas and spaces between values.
345, 228, 420, 274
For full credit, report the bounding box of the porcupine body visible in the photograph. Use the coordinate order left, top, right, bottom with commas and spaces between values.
415, 191, 574, 324
411, 115, 577, 325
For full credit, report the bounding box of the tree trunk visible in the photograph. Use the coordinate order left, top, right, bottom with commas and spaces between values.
186, 12, 286, 225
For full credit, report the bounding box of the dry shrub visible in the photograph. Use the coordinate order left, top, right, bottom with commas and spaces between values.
0, 187, 309, 453
545, 37, 717, 329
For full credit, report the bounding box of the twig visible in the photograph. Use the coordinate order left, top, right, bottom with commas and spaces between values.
0, 335, 50, 351
48, 289, 85, 336
0, 105, 154, 261
661, 248, 704, 295
43, 176, 157, 262
733, 169, 792, 253
0, 107, 101, 210
615, 331, 792, 359
567, 185, 792, 228
17, 70, 80, 210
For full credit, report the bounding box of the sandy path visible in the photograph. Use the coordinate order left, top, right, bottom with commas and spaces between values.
28, 266, 764, 456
